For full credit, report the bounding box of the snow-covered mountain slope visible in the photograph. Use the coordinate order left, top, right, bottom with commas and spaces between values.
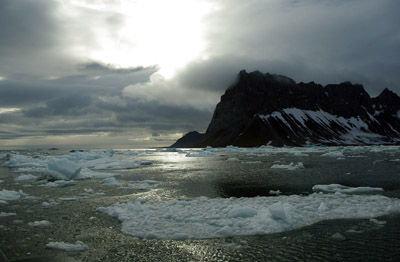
254, 108, 400, 146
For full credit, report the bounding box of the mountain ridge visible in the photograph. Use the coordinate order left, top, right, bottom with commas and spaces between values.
171, 70, 400, 147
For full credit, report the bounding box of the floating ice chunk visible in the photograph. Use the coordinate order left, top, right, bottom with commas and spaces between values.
331, 233, 346, 241
0, 212, 16, 217
312, 184, 384, 194
370, 218, 386, 225
28, 220, 50, 227
2, 154, 47, 168
102, 177, 120, 186
14, 174, 37, 182
320, 151, 344, 157
269, 190, 282, 196
116, 150, 138, 156
271, 162, 304, 170
0, 189, 26, 202
242, 161, 262, 164
84, 188, 94, 193
45, 241, 88, 252
122, 180, 160, 190
42, 201, 58, 208
47, 158, 81, 180
0, 180, 4, 183
98, 193, 400, 240
186, 151, 216, 157
227, 157, 239, 161
293, 152, 309, 157
66, 150, 114, 162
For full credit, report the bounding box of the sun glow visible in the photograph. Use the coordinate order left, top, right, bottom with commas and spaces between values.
65, 0, 213, 78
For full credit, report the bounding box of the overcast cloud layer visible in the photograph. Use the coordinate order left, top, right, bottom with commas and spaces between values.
1, 0, 399, 148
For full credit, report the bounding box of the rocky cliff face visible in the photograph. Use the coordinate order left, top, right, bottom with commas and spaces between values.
172, 70, 400, 147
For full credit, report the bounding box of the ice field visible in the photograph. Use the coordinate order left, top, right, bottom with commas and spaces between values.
1, 145, 400, 261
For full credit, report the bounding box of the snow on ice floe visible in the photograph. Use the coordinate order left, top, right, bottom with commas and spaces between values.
45, 241, 88, 252
270, 162, 304, 170
312, 184, 384, 194
98, 193, 400, 240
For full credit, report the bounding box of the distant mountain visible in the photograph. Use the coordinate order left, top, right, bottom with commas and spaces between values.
172, 70, 400, 147
170, 131, 204, 148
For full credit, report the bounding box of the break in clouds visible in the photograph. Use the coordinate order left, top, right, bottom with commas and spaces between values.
0, 0, 399, 148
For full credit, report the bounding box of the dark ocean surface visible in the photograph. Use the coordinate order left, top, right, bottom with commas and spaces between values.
1, 146, 400, 261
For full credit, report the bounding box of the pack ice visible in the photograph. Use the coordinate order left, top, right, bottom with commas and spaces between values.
1, 150, 147, 181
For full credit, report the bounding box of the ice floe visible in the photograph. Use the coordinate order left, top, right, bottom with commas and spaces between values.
186, 151, 216, 157
28, 220, 51, 227
1, 149, 150, 182
120, 180, 160, 190
331, 232, 346, 241
312, 184, 384, 194
45, 241, 88, 252
42, 201, 58, 208
0, 189, 26, 202
320, 151, 344, 157
98, 193, 400, 240
47, 158, 82, 180
0, 212, 16, 217
102, 177, 121, 187
270, 162, 304, 170
14, 174, 37, 182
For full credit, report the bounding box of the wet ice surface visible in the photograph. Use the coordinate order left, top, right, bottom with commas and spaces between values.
1, 146, 400, 261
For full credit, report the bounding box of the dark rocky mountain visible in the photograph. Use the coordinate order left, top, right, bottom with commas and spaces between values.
172, 70, 400, 147
170, 131, 204, 148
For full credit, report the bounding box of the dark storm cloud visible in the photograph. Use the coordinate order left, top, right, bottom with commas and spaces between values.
181, 0, 400, 96
0, 65, 157, 106
0, 0, 57, 51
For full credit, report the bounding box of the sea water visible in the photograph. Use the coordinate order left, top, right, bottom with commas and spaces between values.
1, 146, 400, 261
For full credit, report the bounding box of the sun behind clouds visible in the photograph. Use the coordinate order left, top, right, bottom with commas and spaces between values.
61, 0, 213, 78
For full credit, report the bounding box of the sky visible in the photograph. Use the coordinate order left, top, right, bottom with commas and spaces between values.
0, 0, 399, 149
